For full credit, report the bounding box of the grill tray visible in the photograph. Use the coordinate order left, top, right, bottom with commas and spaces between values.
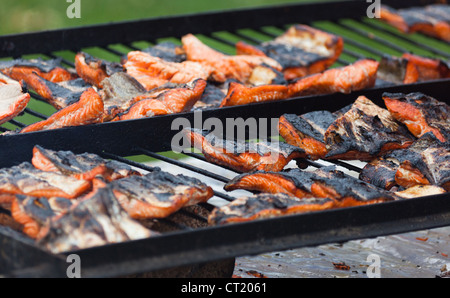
0, 0, 449, 277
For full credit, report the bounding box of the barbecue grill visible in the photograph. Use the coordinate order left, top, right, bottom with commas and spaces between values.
0, 0, 449, 278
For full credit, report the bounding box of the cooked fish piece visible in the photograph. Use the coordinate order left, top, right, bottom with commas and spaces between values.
236, 24, 344, 81
359, 157, 400, 190
0, 72, 30, 125
377, 55, 419, 85
123, 50, 210, 91
395, 185, 446, 199
288, 59, 379, 97
247, 65, 287, 86
401, 53, 450, 81
185, 128, 306, 173
380, 4, 450, 42
223, 167, 337, 198
362, 133, 449, 191
193, 82, 226, 110
20, 88, 104, 133
279, 111, 338, 160
208, 193, 335, 225
383, 92, 450, 142
225, 166, 398, 206
140, 41, 186, 63
181, 33, 282, 83
324, 96, 415, 161
0, 162, 91, 204
11, 195, 72, 238
99, 72, 148, 121
17, 73, 91, 110
110, 170, 214, 219
219, 82, 290, 107
32, 145, 141, 181
0, 57, 77, 83
36, 186, 155, 253
113, 78, 206, 121
74, 52, 123, 88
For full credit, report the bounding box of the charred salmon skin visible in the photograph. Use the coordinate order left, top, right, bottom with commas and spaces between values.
377, 55, 420, 85
279, 111, 338, 160
383, 92, 450, 142
124, 50, 210, 91
181, 33, 282, 83
36, 186, 155, 253
20, 87, 104, 133
113, 78, 206, 121
99, 72, 148, 121
0, 72, 30, 125
0, 162, 91, 203
11, 195, 72, 238
324, 96, 415, 161
288, 59, 379, 97
0, 58, 77, 83
185, 128, 306, 173
140, 41, 186, 63
110, 170, 213, 219
74, 52, 123, 88
380, 4, 450, 42
236, 24, 344, 80
32, 145, 141, 182
208, 193, 335, 225
360, 133, 450, 191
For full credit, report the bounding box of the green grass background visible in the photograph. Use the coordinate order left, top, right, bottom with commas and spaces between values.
0, 0, 330, 35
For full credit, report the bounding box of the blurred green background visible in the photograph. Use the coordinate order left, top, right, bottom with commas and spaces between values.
0, 0, 323, 35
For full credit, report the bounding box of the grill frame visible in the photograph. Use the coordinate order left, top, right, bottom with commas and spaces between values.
0, 0, 449, 277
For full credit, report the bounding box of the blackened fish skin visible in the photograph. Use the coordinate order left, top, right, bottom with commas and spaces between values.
324, 96, 415, 161
36, 186, 155, 254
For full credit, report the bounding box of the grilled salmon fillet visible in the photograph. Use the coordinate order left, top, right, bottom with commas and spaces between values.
0, 58, 77, 83
11, 195, 72, 238
382, 92, 450, 142
123, 50, 211, 91
99, 72, 148, 121
74, 52, 123, 88
324, 96, 415, 161
208, 193, 335, 225
185, 128, 306, 173
110, 170, 213, 219
36, 186, 155, 253
181, 33, 282, 83
139, 41, 186, 63
279, 111, 338, 160
20, 87, 104, 133
0, 72, 30, 125
288, 59, 379, 97
377, 55, 420, 85
401, 53, 450, 81
224, 166, 398, 207
236, 24, 344, 80
0, 162, 91, 203
380, 4, 450, 42
32, 145, 141, 181
219, 82, 290, 107
113, 78, 206, 121
359, 157, 400, 190
360, 132, 450, 191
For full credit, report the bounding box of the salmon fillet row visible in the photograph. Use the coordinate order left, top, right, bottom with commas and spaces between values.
380, 4, 450, 42
4, 146, 214, 249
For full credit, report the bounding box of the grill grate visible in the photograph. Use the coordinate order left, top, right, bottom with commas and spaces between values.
0, 0, 449, 277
